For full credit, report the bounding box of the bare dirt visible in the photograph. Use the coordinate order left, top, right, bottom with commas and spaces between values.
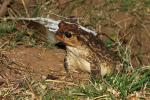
0, 46, 90, 88
7, 46, 66, 80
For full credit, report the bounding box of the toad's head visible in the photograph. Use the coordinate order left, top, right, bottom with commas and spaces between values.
56, 21, 83, 47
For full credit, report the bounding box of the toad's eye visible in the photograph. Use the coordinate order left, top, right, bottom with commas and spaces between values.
64, 32, 72, 38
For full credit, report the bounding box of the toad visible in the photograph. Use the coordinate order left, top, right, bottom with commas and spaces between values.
56, 21, 123, 79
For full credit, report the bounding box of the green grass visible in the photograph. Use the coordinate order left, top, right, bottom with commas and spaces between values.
41, 67, 150, 100
0, 21, 55, 48
106, 66, 150, 99
0, 21, 16, 37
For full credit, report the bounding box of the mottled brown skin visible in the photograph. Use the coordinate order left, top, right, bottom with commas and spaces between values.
56, 21, 122, 78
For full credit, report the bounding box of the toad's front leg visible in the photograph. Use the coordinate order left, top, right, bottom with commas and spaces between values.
63, 54, 79, 79
64, 56, 69, 73
90, 63, 102, 81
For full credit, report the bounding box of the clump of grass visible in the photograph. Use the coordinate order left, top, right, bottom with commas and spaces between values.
0, 21, 36, 47
32, 1, 41, 17
8, 29, 37, 47
0, 20, 55, 48
43, 89, 79, 100
41, 66, 150, 99
0, 21, 16, 37
105, 66, 150, 99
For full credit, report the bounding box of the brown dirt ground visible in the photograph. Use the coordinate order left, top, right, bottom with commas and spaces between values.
0, 46, 90, 89
8, 46, 66, 80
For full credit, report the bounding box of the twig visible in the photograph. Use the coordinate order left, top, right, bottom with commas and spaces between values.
21, 0, 30, 17
71, 93, 86, 96
114, 17, 133, 26
93, 95, 110, 100
141, 24, 150, 38
45, 79, 79, 86
48, 11, 83, 20
100, 32, 116, 42
118, 31, 130, 42
8, 8, 18, 17
0, 41, 9, 49
9, 6, 22, 17
111, 19, 123, 29
25, 78, 35, 94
